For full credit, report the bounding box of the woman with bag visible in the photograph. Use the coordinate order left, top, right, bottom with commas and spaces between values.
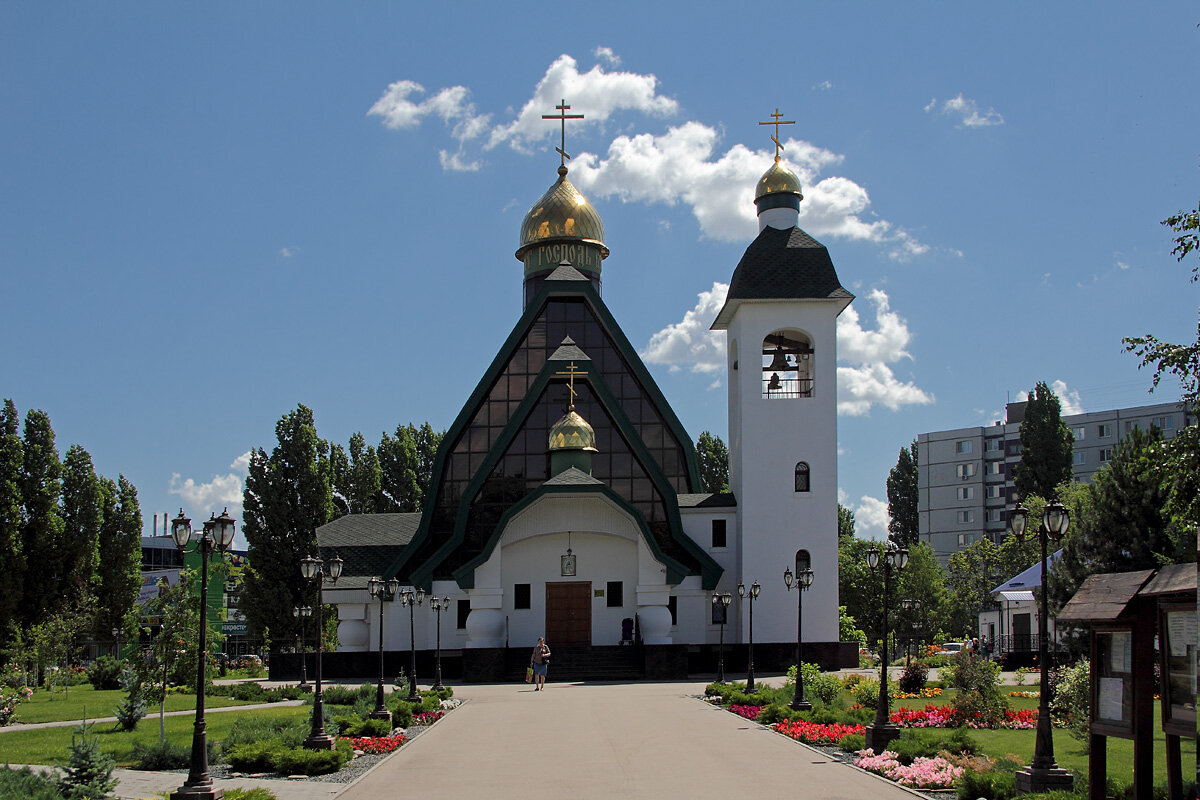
530, 636, 551, 691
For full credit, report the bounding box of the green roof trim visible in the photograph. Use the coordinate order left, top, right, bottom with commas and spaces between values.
450, 482, 692, 590
385, 276, 708, 586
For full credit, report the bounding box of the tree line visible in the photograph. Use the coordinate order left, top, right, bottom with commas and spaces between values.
0, 399, 144, 658
239, 404, 444, 645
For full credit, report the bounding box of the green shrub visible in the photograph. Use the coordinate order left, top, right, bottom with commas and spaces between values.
0, 766, 69, 800
1050, 661, 1091, 744
841, 673, 863, 689
220, 715, 307, 756
131, 739, 190, 770
849, 679, 881, 708
948, 651, 1006, 725
86, 656, 124, 691
389, 699, 413, 728
891, 728, 978, 765
320, 684, 373, 706
755, 704, 791, 725
226, 741, 286, 773
224, 790, 280, 800
113, 666, 146, 732
726, 690, 766, 707
897, 661, 929, 694
331, 715, 391, 738
836, 733, 865, 752
272, 740, 353, 775
957, 768, 1016, 800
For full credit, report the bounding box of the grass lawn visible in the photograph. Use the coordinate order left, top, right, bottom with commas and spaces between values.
11, 685, 252, 724
0, 705, 309, 767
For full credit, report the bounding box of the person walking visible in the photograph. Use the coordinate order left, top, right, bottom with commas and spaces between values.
530, 636, 551, 691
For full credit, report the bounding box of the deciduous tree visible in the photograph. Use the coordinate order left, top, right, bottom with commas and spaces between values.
377, 424, 421, 512
1013, 381, 1074, 501
695, 431, 729, 493
838, 504, 856, 543
886, 441, 919, 548
0, 400, 24, 646
19, 409, 66, 626
59, 444, 103, 608
95, 475, 143, 638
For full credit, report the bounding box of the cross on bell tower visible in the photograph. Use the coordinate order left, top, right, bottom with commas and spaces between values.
542, 99, 585, 168
758, 108, 795, 162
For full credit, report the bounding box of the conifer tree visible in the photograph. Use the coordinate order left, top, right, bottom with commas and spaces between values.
695, 431, 729, 493
241, 404, 332, 642
0, 399, 24, 645
1013, 381, 1074, 500
19, 409, 66, 625
886, 440, 919, 548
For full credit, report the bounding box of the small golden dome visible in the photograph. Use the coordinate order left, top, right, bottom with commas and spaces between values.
548, 409, 598, 452
518, 166, 608, 256
755, 159, 803, 201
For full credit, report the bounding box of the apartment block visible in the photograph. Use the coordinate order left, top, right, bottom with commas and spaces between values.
918, 400, 1189, 564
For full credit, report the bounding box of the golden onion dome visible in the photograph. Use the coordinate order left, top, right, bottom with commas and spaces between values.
548, 409, 598, 452
755, 158, 804, 202
517, 166, 608, 258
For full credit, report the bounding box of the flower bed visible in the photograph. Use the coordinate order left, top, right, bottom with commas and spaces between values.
855, 748, 963, 789
891, 687, 943, 699
1009, 690, 1039, 698
728, 704, 762, 721
412, 711, 445, 726
340, 735, 406, 755
889, 704, 1037, 730
773, 720, 866, 745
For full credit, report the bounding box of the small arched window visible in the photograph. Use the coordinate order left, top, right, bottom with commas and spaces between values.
795, 462, 810, 492
763, 330, 813, 399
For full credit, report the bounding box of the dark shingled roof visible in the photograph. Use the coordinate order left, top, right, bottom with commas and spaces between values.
728, 226, 852, 301
549, 336, 591, 362
547, 262, 590, 281
712, 226, 852, 329
543, 466, 604, 487
1057, 569, 1155, 623
316, 513, 421, 581
677, 492, 737, 508
1138, 563, 1196, 597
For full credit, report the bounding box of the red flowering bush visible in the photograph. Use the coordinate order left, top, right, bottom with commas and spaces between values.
340, 735, 406, 754
773, 720, 867, 745
412, 711, 445, 725
889, 703, 1037, 730
728, 705, 762, 721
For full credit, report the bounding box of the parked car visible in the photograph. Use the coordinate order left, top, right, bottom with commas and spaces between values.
940, 642, 963, 654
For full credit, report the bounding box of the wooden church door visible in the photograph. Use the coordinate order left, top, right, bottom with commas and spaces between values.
546, 582, 591, 645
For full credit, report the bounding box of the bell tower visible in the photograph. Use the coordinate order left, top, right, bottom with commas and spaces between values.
711, 111, 853, 646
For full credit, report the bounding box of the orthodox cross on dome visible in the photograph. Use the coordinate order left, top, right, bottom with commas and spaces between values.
553, 361, 586, 410
542, 99, 585, 168
758, 107, 795, 162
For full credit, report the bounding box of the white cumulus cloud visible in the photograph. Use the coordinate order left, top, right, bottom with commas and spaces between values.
642, 285, 933, 416
925, 94, 1004, 128
1016, 380, 1084, 416
854, 495, 890, 539
169, 450, 252, 523
593, 46, 621, 66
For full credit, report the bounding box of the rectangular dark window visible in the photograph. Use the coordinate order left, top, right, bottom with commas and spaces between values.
711, 519, 727, 548
667, 596, 677, 626
456, 598, 471, 630
711, 602, 727, 625
606, 581, 623, 608
514, 583, 531, 609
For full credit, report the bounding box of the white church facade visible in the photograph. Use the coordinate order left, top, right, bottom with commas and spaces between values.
316, 111, 856, 680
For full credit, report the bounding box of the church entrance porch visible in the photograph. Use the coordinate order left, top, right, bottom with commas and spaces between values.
546, 581, 592, 645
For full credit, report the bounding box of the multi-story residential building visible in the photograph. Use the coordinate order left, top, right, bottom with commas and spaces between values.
918, 400, 1189, 564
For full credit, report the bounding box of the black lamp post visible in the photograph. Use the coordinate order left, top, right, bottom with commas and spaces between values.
899, 599, 920, 667
112, 627, 122, 660
367, 577, 400, 720
864, 544, 908, 754
169, 508, 236, 800
784, 562, 814, 711
737, 580, 762, 691
1009, 499, 1074, 794
399, 587, 424, 703
429, 595, 451, 691
292, 605, 312, 688
711, 591, 732, 683
300, 551, 342, 750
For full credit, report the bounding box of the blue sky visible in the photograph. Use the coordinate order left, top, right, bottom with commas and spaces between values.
2, 4, 1196, 544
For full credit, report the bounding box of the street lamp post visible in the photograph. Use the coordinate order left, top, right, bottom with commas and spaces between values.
864, 544, 908, 754
737, 580, 762, 691
112, 627, 122, 660
292, 605, 312, 688
1010, 499, 1074, 794
784, 563, 814, 711
367, 577, 401, 720
168, 508, 236, 800
899, 599, 920, 667
398, 587, 424, 703
300, 551, 343, 750
710, 592, 732, 683
429, 595, 451, 691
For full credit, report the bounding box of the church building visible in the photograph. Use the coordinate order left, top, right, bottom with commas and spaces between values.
318, 107, 856, 680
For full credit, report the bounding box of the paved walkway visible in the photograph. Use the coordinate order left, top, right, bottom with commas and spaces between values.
339, 679, 917, 800
15, 764, 342, 800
